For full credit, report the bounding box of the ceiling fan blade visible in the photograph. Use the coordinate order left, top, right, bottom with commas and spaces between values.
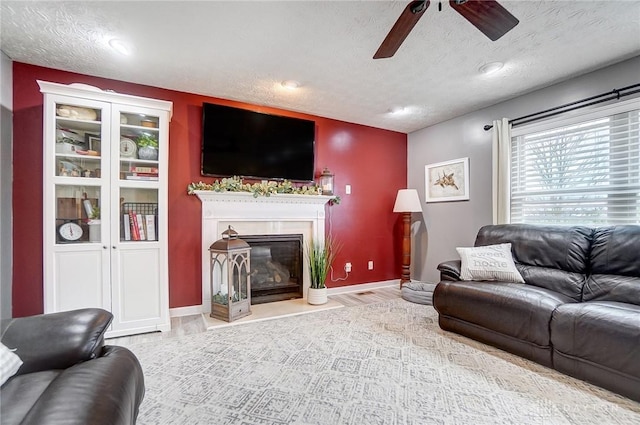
449, 0, 519, 41
374, 1, 430, 59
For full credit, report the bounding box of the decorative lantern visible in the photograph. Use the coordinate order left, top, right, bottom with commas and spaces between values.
209, 226, 251, 322
319, 167, 335, 195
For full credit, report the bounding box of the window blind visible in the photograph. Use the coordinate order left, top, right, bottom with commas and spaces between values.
510, 100, 639, 225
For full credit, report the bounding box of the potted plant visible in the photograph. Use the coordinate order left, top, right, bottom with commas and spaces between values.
306, 236, 339, 305
136, 133, 158, 160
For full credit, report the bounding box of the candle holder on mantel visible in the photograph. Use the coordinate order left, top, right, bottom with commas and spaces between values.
209, 226, 252, 322
319, 167, 335, 195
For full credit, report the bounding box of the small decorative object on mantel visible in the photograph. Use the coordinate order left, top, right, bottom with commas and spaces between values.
318, 167, 335, 195
187, 176, 341, 204
306, 236, 340, 305
209, 226, 252, 322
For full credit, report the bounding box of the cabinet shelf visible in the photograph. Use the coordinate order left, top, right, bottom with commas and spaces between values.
121, 123, 160, 132
118, 180, 159, 189
120, 158, 159, 166
56, 117, 101, 132
56, 153, 102, 160
53, 176, 102, 186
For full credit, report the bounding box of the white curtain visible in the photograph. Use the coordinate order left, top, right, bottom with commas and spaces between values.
492, 118, 512, 224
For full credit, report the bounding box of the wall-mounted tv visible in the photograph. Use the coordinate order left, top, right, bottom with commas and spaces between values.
201, 102, 316, 182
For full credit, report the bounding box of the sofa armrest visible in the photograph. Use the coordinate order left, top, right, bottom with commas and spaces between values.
438, 260, 462, 281
1, 308, 113, 375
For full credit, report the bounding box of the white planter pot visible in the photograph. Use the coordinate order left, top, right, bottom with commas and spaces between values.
88, 220, 101, 242
307, 287, 327, 305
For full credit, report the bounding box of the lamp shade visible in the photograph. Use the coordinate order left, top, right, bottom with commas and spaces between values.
393, 189, 422, 212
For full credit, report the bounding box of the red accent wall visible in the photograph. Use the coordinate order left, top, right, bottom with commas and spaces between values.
12, 62, 407, 316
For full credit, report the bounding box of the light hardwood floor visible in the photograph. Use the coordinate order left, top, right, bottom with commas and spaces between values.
107, 285, 403, 346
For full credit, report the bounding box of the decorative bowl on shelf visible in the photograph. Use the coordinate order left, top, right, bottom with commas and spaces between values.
137, 146, 158, 160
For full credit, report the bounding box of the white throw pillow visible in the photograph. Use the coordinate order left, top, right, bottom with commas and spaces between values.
0, 342, 23, 386
456, 243, 525, 283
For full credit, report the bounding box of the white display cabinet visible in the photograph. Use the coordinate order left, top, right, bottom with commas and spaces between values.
39, 80, 172, 337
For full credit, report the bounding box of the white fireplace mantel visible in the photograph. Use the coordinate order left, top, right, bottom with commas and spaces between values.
195, 191, 333, 312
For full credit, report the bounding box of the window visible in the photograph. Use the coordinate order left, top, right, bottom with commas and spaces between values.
510, 99, 639, 225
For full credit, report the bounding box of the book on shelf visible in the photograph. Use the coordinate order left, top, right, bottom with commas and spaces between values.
145, 215, 156, 241
123, 214, 131, 241
135, 212, 146, 240
125, 174, 159, 181
129, 166, 158, 174
128, 212, 139, 240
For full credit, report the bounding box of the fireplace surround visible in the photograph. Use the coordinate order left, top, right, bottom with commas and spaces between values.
195, 191, 333, 313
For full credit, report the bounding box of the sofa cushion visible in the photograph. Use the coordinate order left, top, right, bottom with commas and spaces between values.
583, 225, 640, 304
474, 224, 592, 300
456, 243, 524, 283
551, 301, 640, 380
434, 280, 575, 347
515, 264, 586, 301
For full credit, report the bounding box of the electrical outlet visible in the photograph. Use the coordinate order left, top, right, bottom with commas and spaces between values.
368, 261, 374, 270
345, 184, 351, 194
345, 262, 352, 273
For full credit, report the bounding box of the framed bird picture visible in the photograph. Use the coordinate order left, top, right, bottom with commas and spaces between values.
425, 157, 470, 202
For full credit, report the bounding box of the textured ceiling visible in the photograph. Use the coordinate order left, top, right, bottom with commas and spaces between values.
2, 1, 639, 133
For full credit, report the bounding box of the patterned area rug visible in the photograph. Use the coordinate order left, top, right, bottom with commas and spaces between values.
125, 299, 640, 424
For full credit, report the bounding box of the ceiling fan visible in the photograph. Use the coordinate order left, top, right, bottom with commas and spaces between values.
374, 0, 519, 59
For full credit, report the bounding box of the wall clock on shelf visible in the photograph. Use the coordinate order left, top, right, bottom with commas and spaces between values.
120, 137, 137, 158
58, 221, 83, 243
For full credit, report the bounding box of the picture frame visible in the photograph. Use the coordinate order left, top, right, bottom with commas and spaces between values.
84, 133, 101, 153
425, 157, 470, 203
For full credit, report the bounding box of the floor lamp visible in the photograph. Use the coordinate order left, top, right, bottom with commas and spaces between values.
393, 189, 423, 287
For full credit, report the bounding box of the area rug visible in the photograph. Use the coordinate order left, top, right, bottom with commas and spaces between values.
124, 299, 640, 425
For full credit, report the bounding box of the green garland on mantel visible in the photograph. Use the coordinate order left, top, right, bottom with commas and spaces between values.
187, 176, 340, 205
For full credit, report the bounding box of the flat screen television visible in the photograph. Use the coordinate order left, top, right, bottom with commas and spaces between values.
201, 102, 316, 182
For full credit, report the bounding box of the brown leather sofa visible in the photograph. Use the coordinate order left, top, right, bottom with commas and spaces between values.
433, 224, 640, 402
0, 308, 145, 425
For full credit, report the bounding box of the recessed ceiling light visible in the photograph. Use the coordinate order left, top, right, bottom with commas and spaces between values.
388, 106, 407, 115
109, 38, 132, 56
479, 61, 504, 75
281, 80, 301, 89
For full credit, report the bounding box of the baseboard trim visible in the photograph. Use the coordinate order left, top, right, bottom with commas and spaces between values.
170, 305, 203, 318
326, 280, 399, 295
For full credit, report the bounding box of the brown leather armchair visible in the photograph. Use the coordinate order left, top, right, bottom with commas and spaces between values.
1, 308, 145, 425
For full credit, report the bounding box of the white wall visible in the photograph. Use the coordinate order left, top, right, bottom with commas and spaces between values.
0, 51, 12, 319
408, 56, 640, 283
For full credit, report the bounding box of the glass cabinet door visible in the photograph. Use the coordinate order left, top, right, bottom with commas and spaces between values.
120, 188, 159, 242
52, 100, 108, 245
54, 103, 103, 179
114, 106, 161, 244
54, 185, 101, 244
117, 110, 160, 182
